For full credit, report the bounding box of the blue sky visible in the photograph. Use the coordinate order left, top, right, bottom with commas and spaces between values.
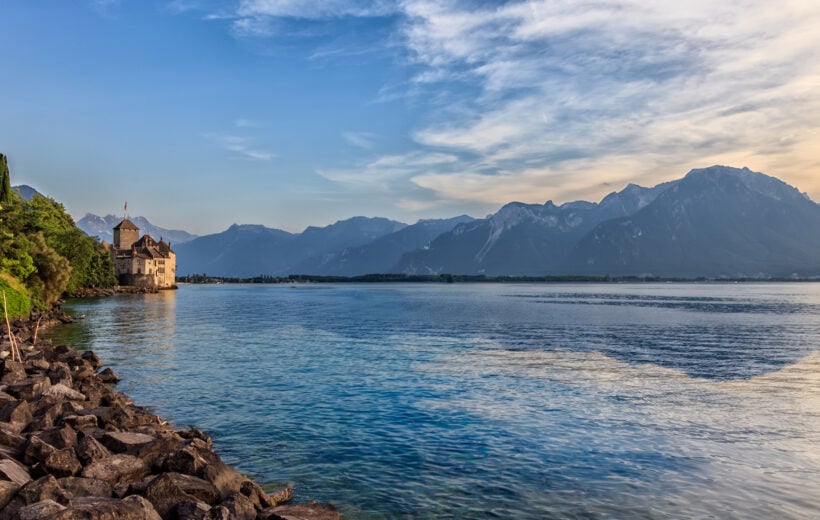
2, 0, 819, 234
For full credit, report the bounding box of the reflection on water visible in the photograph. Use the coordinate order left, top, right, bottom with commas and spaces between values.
47, 283, 820, 519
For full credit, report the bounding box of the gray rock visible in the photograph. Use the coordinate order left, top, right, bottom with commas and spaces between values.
81, 351, 102, 369
101, 431, 155, 455
57, 476, 113, 498
76, 431, 112, 465
270, 502, 343, 520
43, 383, 86, 401
0, 481, 20, 510
143, 472, 219, 517
62, 414, 99, 430
50, 495, 162, 520
97, 367, 120, 384
81, 454, 150, 487
18, 499, 66, 520
0, 458, 32, 486
23, 435, 58, 465
0, 399, 32, 433
203, 505, 232, 520
17, 475, 71, 506
221, 491, 257, 520
0, 426, 26, 452
44, 449, 83, 478
175, 500, 212, 519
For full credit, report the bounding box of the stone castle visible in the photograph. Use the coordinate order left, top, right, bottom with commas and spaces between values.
111, 218, 176, 288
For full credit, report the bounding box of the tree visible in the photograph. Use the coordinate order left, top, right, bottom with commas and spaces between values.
0, 154, 11, 206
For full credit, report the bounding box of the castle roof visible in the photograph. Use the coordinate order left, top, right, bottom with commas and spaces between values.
114, 218, 139, 231
116, 233, 174, 259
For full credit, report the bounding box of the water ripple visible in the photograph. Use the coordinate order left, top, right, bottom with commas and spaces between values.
47, 283, 820, 519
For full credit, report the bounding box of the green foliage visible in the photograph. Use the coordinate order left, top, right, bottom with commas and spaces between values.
0, 154, 11, 206
0, 272, 31, 318
0, 153, 116, 312
25, 233, 72, 306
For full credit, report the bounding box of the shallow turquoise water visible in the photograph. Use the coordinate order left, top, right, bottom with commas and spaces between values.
49, 283, 820, 519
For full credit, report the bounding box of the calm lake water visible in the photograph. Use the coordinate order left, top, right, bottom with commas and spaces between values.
48, 283, 820, 519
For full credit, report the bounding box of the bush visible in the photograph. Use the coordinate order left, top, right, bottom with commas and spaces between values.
0, 272, 31, 319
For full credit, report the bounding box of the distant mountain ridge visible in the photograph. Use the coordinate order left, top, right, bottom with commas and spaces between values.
159, 165, 820, 278
175, 217, 410, 277
76, 214, 198, 245
397, 166, 820, 277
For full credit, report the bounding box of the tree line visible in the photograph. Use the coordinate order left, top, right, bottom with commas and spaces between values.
1, 153, 116, 317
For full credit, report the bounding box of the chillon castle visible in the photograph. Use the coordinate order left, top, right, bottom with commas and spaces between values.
110, 218, 176, 288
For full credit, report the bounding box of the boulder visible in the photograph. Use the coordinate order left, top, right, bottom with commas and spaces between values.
76, 431, 112, 465
48, 362, 73, 387
221, 491, 257, 520
81, 454, 150, 487
57, 477, 113, 498
101, 431, 155, 455
0, 426, 26, 452
0, 458, 32, 486
204, 505, 232, 520
176, 499, 212, 519
240, 479, 292, 509
17, 475, 71, 505
81, 351, 102, 369
63, 414, 99, 430
49, 495, 162, 520
44, 449, 83, 478
97, 367, 120, 384
142, 472, 220, 517
0, 480, 20, 509
0, 399, 33, 433
6, 376, 51, 400
23, 435, 58, 466
18, 499, 66, 520
43, 383, 86, 401
24, 357, 51, 373
39, 426, 78, 451
269, 502, 343, 520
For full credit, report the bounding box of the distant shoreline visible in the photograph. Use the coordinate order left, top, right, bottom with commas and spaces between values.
176, 274, 820, 285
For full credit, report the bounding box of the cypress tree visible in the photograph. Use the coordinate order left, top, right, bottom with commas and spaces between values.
0, 153, 11, 206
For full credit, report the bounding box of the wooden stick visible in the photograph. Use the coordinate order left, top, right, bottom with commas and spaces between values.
32, 316, 42, 347
1, 290, 19, 362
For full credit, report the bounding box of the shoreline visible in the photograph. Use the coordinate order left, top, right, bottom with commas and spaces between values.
0, 306, 341, 519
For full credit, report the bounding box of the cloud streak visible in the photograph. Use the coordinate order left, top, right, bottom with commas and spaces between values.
205, 133, 277, 161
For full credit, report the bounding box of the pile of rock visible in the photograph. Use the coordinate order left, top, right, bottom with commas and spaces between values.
0, 319, 340, 519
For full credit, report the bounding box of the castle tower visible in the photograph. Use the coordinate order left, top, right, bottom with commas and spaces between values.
113, 218, 140, 250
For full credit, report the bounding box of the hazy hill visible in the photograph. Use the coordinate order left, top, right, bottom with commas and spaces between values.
293, 215, 474, 276
567, 166, 820, 277
12, 184, 43, 201
175, 217, 407, 277
76, 214, 198, 245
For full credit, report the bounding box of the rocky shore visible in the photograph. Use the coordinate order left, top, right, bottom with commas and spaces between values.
0, 308, 341, 520
67, 286, 166, 298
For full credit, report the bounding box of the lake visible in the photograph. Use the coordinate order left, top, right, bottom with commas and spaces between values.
47, 283, 820, 519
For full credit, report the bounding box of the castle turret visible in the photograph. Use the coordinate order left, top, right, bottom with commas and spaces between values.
113, 218, 140, 250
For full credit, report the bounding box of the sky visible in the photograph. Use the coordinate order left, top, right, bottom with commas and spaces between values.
2, 0, 819, 234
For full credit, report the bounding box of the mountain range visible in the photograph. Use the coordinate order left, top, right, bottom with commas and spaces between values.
75, 166, 820, 278
76, 214, 198, 246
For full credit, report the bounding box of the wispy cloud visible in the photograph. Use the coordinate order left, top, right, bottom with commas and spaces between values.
236, 0, 397, 20
342, 131, 377, 149
393, 0, 820, 205
195, 0, 820, 208
318, 151, 457, 185
205, 133, 277, 161
234, 118, 258, 128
